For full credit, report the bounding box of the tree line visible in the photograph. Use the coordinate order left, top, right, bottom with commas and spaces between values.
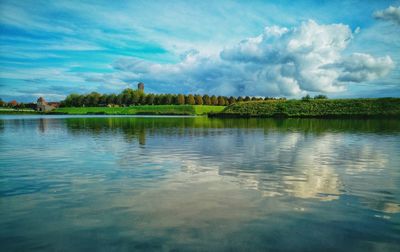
0, 98, 36, 109
0, 93, 327, 109
60, 88, 288, 107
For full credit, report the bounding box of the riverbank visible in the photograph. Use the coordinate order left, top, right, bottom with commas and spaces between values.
0, 108, 37, 114
209, 98, 400, 118
54, 105, 225, 115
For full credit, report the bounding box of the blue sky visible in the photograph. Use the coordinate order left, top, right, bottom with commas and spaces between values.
0, 0, 399, 102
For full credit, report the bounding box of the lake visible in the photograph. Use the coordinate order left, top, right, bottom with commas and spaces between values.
0, 115, 399, 251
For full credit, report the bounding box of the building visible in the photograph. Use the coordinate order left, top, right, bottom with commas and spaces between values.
138, 82, 144, 92
36, 97, 59, 112
8, 100, 18, 107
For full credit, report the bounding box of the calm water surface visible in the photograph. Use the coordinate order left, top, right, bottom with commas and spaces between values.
0, 115, 399, 251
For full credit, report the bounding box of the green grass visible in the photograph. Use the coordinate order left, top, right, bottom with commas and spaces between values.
193, 105, 225, 115
0, 108, 38, 114
54, 105, 225, 115
211, 98, 400, 118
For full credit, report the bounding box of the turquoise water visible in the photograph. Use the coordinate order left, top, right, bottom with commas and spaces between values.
1, 115, 399, 251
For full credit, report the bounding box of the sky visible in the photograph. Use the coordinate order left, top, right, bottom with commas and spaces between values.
0, 0, 399, 102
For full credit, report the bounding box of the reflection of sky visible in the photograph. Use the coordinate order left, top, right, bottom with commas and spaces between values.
177, 132, 396, 204
1, 116, 400, 251
1, 117, 399, 206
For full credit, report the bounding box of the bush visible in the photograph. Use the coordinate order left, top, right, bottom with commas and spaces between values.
314, 94, 328, 99
215, 98, 400, 118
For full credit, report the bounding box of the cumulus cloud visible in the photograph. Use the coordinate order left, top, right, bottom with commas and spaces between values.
330, 53, 394, 82
111, 20, 394, 96
374, 6, 400, 25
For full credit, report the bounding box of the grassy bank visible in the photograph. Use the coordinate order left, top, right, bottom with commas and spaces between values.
54, 105, 225, 115
0, 108, 38, 114
209, 98, 400, 118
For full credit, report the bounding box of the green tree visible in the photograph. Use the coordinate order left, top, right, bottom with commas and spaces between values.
0, 98, 4, 107
88, 92, 101, 106
314, 94, 327, 99
122, 92, 130, 105
77, 95, 85, 107
171, 94, 178, 105
83, 94, 90, 106
154, 95, 161, 105
177, 94, 185, 105
116, 94, 123, 106
146, 94, 155, 105
195, 95, 203, 105
244, 96, 251, 101
202, 95, 211, 105
121, 88, 134, 105
99, 94, 108, 105
139, 93, 146, 105
228, 96, 236, 105
186, 94, 195, 105
302, 94, 311, 101
162, 94, 173, 105
157, 94, 164, 105
107, 94, 117, 105
217, 96, 225, 106
132, 91, 140, 105
211, 95, 218, 105
64, 94, 78, 107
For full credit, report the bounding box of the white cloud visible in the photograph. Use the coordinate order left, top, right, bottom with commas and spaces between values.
0, 2, 75, 34
0, 67, 82, 82
29, 93, 66, 101
110, 20, 394, 96
81, 71, 140, 90
220, 20, 355, 94
374, 6, 400, 25
331, 53, 394, 82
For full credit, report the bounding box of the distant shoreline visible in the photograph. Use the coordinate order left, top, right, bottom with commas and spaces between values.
52, 105, 224, 116
0, 108, 38, 114
2, 98, 400, 118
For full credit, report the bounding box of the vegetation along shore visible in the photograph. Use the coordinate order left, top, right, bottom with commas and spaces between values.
1, 82, 399, 118
209, 98, 400, 118
54, 105, 225, 115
